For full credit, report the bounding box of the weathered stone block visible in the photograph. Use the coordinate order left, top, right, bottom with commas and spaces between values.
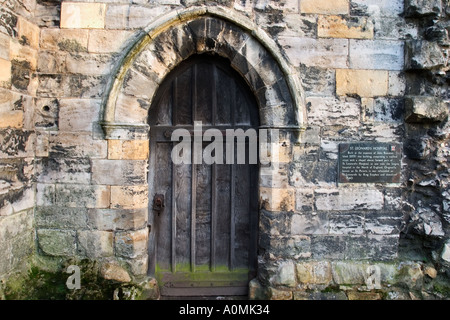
0, 58, 11, 83
36, 183, 55, 206
279, 37, 349, 69
351, 0, 404, 17
58, 99, 101, 132
260, 187, 295, 212
10, 39, 38, 70
65, 53, 112, 76
114, 93, 149, 124
301, 0, 349, 14
329, 214, 365, 235
55, 184, 110, 208
115, 228, 148, 259
296, 261, 332, 285
0, 110, 23, 128
100, 262, 131, 282
35, 206, 88, 229
60, 2, 106, 29
37, 228, 77, 256
36, 157, 91, 184
270, 261, 296, 287
306, 96, 360, 127
318, 15, 374, 39
110, 185, 148, 210
291, 213, 329, 235
87, 208, 147, 231
92, 160, 147, 185
350, 40, 404, 71
405, 40, 446, 71
77, 230, 113, 258
87, 29, 133, 53
315, 188, 384, 211
49, 132, 107, 158
311, 235, 346, 259
40, 28, 88, 52
17, 16, 39, 49
336, 69, 389, 97
405, 96, 448, 123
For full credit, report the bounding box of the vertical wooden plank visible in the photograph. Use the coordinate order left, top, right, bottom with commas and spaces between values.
216, 66, 233, 125
191, 146, 196, 272
195, 160, 212, 269
211, 162, 216, 271
174, 67, 192, 125
230, 162, 236, 270
195, 62, 213, 125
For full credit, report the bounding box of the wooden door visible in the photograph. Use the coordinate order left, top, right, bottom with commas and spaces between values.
148, 55, 259, 297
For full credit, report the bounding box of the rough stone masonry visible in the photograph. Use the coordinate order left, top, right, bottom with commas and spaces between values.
0, 0, 449, 300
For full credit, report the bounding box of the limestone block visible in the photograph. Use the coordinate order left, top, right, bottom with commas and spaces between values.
306, 96, 360, 127
36, 157, 91, 184
55, 184, 110, 208
350, 40, 404, 71
37, 229, 77, 256
92, 160, 147, 185
115, 228, 148, 259
291, 213, 329, 235
87, 29, 133, 53
270, 261, 296, 287
48, 132, 107, 158
405, 40, 446, 70
296, 261, 332, 284
0, 110, 23, 128
405, 96, 448, 123
60, 2, 106, 29
318, 15, 374, 39
279, 37, 348, 69
10, 40, 38, 71
38, 51, 67, 73
110, 185, 148, 210
365, 212, 402, 235
300, 0, 349, 14
108, 140, 149, 160
58, 99, 101, 132
351, 0, 404, 17
17, 16, 39, 49
65, 53, 112, 76
36, 183, 55, 206
0, 58, 11, 83
294, 188, 314, 212
315, 188, 384, 211
122, 68, 158, 100
88, 208, 147, 231
35, 206, 88, 229
114, 93, 149, 124
336, 69, 388, 97
329, 214, 364, 235
77, 230, 114, 258
260, 187, 295, 212
388, 71, 406, 96
40, 28, 88, 52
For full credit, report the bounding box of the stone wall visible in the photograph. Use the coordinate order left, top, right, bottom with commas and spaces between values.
0, 0, 38, 281
0, 0, 449, 300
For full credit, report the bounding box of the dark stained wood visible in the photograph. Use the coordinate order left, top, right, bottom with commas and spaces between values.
148, 54, 259, 297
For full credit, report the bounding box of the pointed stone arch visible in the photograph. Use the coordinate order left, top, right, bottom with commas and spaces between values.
100, 6, 306, 138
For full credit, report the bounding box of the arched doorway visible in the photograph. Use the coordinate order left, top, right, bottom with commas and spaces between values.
148, 54, 259, 297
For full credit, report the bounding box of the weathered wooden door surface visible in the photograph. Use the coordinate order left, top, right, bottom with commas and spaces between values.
148, 55, 259, 297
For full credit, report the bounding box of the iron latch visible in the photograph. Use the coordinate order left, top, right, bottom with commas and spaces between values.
153, 194, 165, 214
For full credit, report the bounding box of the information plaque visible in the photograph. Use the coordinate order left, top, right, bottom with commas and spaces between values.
338, 142, 402, 183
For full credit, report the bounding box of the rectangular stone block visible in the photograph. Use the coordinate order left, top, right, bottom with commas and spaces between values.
58, 99, 101, 132
9, 38, 38, 70
37, 228, 77, 256
278, 37, 349, 69
306, 96, 360, 127
40, 28, 89, 52
92, 159, 147, 185
318, 15, 374, 39
291, 212, 329, 235
110, 185, 148, 209
296, 261, 332, 285
55, 184, 110, 208
36, 157, 91, 184
329, 213, 365, 235
315, 188, 384, 211
114, 93, 149, 124
108, 140, 149, 160
35, 206, 88, 229
0, 58, 11, 82
350, 40, 404, 71
88, 208, 148, 231
115, 228, 148, 258
36, 183, 55, 206
260, 187, 295, 212
65, 52, 112, 75
60, 2, 106, 29
48, 132, 107, 158
336, 69, 388, 97
0, 32, 10, 60
77, 230, 113, 258
87, 29, 133, 53
17, 16, 40, 49
301, 0, 349, 14
0, 110, 23, 128
351, 0, 404, 17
